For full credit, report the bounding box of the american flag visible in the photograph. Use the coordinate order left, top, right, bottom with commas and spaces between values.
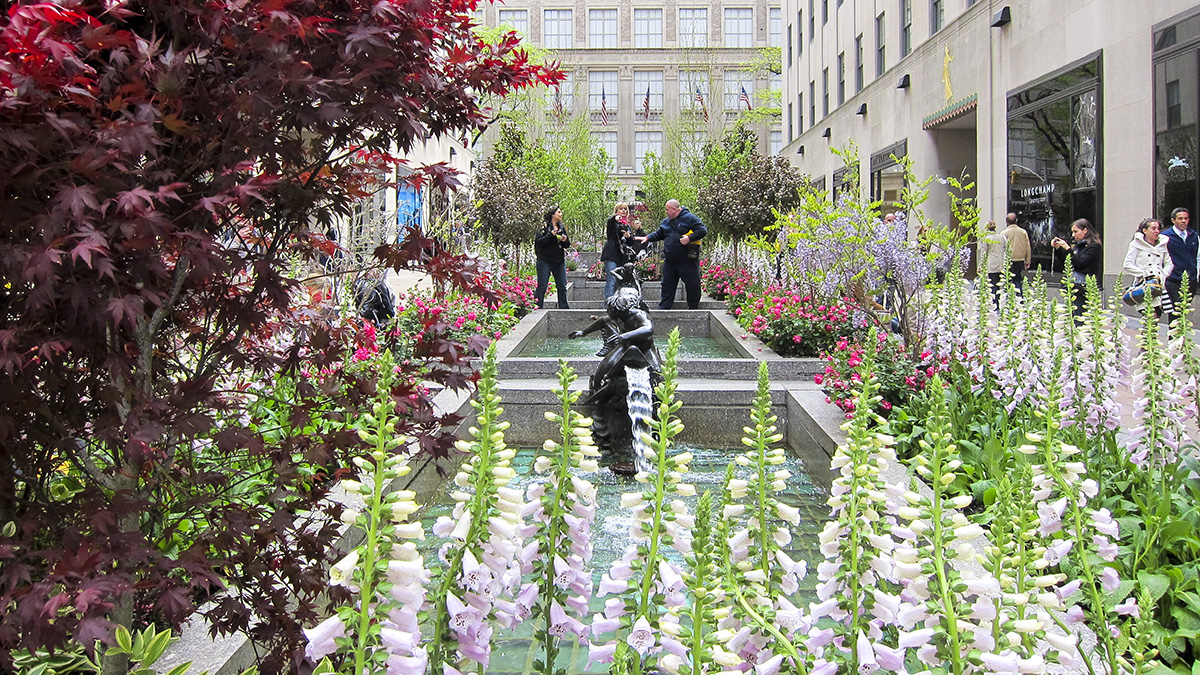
694, 88, 709, 122
739, 86, 753, 111
643, 85, 651, 122
600, 87, 608, 126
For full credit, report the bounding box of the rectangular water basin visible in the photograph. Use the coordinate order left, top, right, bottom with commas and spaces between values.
513, 334, 741, 359
417, 445, 827, 675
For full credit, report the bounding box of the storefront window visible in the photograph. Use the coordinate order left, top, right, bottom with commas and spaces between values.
1007, 55, 1100, 271
870, 140, 907, 217
1154, 11, 1200, 224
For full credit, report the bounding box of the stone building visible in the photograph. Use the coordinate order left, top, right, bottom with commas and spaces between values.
784, 0, 1200, 283
473, 0, 785, 196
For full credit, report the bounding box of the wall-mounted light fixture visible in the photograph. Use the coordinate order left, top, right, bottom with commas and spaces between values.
896, 74, 911, 89
856, 103, 867, 116
821, 127, 832, 139
991, 6, 1011, 27
796, 145, 805, 156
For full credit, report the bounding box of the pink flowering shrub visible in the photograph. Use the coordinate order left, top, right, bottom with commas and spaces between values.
734, 291, 866, 357
700, 261, 757, 307
386, 274, 535, 361
816, 333, 942, 416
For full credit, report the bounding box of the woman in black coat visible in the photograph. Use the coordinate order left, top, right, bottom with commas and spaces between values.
1051, 218, 1103, 317
600, 202, 633, 299
534, 205, 571, 309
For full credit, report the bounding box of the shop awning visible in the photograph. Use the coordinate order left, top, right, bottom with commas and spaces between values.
922, 92, 978, 130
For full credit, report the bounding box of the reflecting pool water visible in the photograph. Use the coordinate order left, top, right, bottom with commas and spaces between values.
514, 336, 741, 359
418, 445, 828, 675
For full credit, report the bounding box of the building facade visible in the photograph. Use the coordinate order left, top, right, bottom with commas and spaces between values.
474, 0, 784, 196
783, 0, 1200, 282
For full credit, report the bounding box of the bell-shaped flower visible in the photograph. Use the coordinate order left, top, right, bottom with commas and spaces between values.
591, 614, 622, 638
1114, 598, 1140, 617
1099, 566, 1120, 592
597, 574, 628, 596
978, 651, 1020, 673
776, 502, 801, 526
386, 650, 428, 675
752, 653, 784, 675
1037, 497, 1067, 536
303, 615, 345, 661
329, 551, 359, 587
587, 642, 617, 667
549, 601, 586, 637
626, 615, 657, 656
856, 631, 879, 674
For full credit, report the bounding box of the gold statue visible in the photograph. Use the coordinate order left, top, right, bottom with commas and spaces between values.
942, 45, 953, 104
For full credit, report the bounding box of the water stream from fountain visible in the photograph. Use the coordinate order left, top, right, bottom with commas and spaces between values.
624, 366, 654, 475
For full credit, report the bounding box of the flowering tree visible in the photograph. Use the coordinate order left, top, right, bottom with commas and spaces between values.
0, 0, 557, 671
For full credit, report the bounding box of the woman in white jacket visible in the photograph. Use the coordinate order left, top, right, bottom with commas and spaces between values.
1123, 218, 1174, 317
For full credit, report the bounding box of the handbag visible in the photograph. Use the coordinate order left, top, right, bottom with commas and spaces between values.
1123, 276, 1164, 306
686, 242, 701, 260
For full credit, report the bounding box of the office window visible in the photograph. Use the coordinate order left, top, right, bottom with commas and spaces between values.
771, 130, 783, 156
798, 92, 804, 133
769, 8, 782, 47
633, 70, 663, 112
634, 9, 663, 48
822, 68, 829, 116
822, 0, 828, 24
544, 10, 573, 48
472, 10, 483, 26
679, 8, 708, 48
797, 12, 803, 55
679, 70, 709, 110
635, 131, 662, 172
594, 131, 618, 165
498, 9, 528, 35
589, 71, 618, 110
837, 53, 845, 105
875, 14, 886, 76
1167, 80, 1183, 128
725, 72, 753, 109
770, 71, 781, 94
809, 81, 815, 125
546, 71, 575, 110
855, 35, 864, 92
590, 9, 618, 48
788, 103, 794, 140
788, 26, 793, 65
724, 8, 753, 47
900, 0, 912, 57
808, 0, 814, 41
931, 0, 943, 34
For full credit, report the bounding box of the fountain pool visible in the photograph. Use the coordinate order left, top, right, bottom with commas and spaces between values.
417, 445, 828, 675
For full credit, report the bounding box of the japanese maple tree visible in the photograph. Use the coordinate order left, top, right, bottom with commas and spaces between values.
0, 0, 559, 672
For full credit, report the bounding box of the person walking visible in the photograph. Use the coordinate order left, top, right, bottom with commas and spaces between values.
1163, 207, 1198, 322
638, 199, 706, 309
978, 221, 1008, 305
534, 205, 571, 309
1123, 218, 1174, 319
999, 213, 1031, 292
1050, 218, 1103, 317
601, 202, 634, 299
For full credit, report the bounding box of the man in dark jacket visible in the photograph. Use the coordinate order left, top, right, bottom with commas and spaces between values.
1164, 207, 1197, 321
638, 199, 707, 309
